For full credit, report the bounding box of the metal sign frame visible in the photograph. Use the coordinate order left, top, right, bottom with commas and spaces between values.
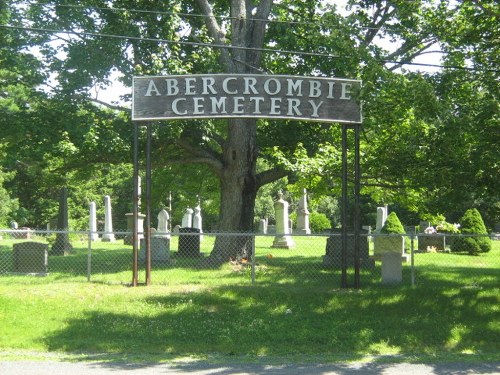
131, 74, 362, 288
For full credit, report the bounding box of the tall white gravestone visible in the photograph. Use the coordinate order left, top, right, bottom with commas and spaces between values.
193, 203, 203, 240
182, 208, 193, 228
102, 195, 116, 242
89, 201, 99, 241
272, 191, 295, 248
296, 188, 311, 235
375, 206, 388, 233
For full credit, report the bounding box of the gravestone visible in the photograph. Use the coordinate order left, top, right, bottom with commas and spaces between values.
272, 191, 295, 248
124, 212, 146, 245
102, 195, 116, 242
13, 242, 48, 274
52, 187, 73, 255
89, 201, 99, 241
193, 204, 203, 240
323, 229, 374, 269
381, 252, 402, 284
178, 227, 201, 257
296, 188, 311, 235
417, 222, 445, 251
182, 208, 193, 228
375, 206, 388, 233
259, 218, 268, 234
156, 209, 170, 238
139, 237, 170, 265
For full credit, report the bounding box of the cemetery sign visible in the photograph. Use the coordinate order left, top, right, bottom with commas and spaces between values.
133, 74, 361, 123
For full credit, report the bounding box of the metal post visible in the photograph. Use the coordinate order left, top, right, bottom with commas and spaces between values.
354, 123, 361, 288
87, 228, 92, 282
145, 122, 152, 286
411, 233, 415, 286
132, 122, 139, 287
251, 234, 256, 286
341, 124, 348, 288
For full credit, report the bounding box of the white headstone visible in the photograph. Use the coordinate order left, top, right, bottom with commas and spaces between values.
182, 208, 193, 228
296, 188, 311, 235
259, 219, 268, 234
89, 201, 99, 241
375, 206, 388, 232
156, 209, 170, 238
101, 195, 116, 242
193, 205, 203, 232
272, 191, 295, 248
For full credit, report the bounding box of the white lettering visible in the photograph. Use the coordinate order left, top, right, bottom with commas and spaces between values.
243, 77, 258, 95
249, 97, 264, 113
270, 98, 282, 114
165, 79, 179, 96
185, 77, 197, 95
193, 97, 204, 114
210, 97, 227, 114
287, 99, 302, 116
233, 97, 245, 114
222, 77, 238, 94
264, 78, 281, 95
309, 80, 321, 98
172, 98, 187, 115
327, 82, 336, 99
202, 77, 217, 95
309, 100, 323, 117
286, 79, 303, 96
145, 80, 161, 96
340, 83, 352, 100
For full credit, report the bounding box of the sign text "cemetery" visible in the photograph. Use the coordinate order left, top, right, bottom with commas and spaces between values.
132, 74, 362, 123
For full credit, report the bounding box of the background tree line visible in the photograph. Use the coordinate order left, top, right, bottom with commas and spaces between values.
0, 1, 498, 241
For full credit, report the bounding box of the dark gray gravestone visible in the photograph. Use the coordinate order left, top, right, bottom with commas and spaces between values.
139, 237, 170, 265
13, 242, 48, 274
178, 227, 201, 257
51, 187, 73, 255
323, 229, 375, 269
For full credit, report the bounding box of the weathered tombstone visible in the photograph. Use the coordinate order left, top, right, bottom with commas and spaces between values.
156, 209, 170, 238
259, 218, 268, 234
193, 204, 203, 240
323, 229, 375, 269
124, 212, 146, 245
178, 227, 201, 257
139, 237, 170, 264
296, 188, 311, 235
10, 221, 18, 229
375, 206, 388, 233
102, 195, 116, 242
272, 191, 295, 248
172, 225, 181, 234
52, 187, 73, 255
181, 208, 193, 228
89, 201, 99, 241
417, 221, 445, 252
373, 235, 408, 262
381, 252, 403, 284
13, 242, 48, 274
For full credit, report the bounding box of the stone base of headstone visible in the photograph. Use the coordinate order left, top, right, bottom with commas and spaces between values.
417, 234, 446, 252
381, 252, 403, 284
13, 242, 48, 274
139, 237, 170, 265
51, 233, 73, 256
178, 227, 202, 257
271, 234, 295, 249
101, 233, 116, 242
322, 229, 375, 269
15, 227, 32, 240
373, 235, 409, 263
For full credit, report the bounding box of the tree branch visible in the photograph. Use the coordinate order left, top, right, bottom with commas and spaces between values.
176, 138, 224, 177
196, 0, 235, 71
256, 166, 289, 189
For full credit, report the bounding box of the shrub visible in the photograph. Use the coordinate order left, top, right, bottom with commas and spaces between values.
380, 212, 405, 234
451, 208, 491, 255
309, 212, 331, 233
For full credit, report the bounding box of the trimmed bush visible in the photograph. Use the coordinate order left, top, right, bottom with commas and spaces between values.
380, 212, 405, 234
309, 212, 331, 233
451, 208, 491, 255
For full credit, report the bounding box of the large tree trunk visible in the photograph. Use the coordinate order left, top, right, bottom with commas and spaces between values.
208, 117, 258, 264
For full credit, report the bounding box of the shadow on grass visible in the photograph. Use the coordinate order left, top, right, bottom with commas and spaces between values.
41, 284, 500, 362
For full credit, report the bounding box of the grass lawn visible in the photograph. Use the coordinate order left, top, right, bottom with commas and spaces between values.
0, 236, 498, 363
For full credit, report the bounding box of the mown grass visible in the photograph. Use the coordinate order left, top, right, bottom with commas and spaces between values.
0, 236, 498, 363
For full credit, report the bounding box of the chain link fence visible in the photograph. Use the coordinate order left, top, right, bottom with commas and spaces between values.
0, 229, 498, 288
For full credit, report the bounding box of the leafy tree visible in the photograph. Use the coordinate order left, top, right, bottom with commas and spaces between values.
380, 212, 405, 234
